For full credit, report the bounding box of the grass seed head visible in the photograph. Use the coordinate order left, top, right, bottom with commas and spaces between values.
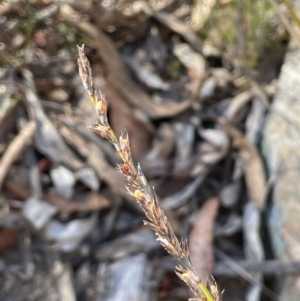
77, 45, 220, 301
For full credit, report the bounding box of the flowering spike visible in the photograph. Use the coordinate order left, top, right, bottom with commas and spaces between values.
77, 45, 219, 301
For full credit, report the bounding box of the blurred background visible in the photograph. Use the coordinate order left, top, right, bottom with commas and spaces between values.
1, 0, 300, 300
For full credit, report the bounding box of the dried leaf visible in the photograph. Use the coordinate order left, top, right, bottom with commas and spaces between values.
45, 214, 97, 252
197, 128, 229, 165
95, 229, 157, 261
0, 121, 36, 188
106, 87, 150, 161
191, 0, 217, 31
173, 43, 206, 105
23, 69, 83, 170
3, 180, 108, 214
200, 128, 229, 149
199, 76, 217, 100
173, 43, 206, 78
75, 167, 100, 191
125, 57, 170, 91
50, 165, 76, 199
23, 197, 58, 230
189, 197, 219, 283
151, 10, 202, 52
226, 90, 253, 121
220, 119, 267, 210
163, 169, 211, 210
44, 191, 109, 214
98, 254, 151, 301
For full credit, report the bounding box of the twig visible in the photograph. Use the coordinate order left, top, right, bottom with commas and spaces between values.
77, 45, 221, 301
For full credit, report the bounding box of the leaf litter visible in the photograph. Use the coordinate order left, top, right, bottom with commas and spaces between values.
0, 1, 291, 301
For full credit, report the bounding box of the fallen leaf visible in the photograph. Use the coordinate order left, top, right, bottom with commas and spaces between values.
23, 69, 83, 170
50, 165, 76, 199
198, 128, 230, 164
189, 196, 219, 283
0, 121, 36, 188
45, 214, 97, 252
97, 254, 151, 301
226, 90, 253, 121
173, 43, 206, 104
163, 170, 211, 210
44, 191, 109, 214
106, 87, 151, 161
151, 10, 202, 52
173, 43, 206, 78
95, 229, 157, 261
220, 119, 267, 210
125, 57, 170, 91
191, 0, 217, 31
22, 197, 58, 230
3, 181, 109, 214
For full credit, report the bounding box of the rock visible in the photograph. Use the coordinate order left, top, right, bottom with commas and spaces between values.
263, 40, 300, 299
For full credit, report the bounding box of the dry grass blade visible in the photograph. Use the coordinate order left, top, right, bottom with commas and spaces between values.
76, 45, 221, 301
